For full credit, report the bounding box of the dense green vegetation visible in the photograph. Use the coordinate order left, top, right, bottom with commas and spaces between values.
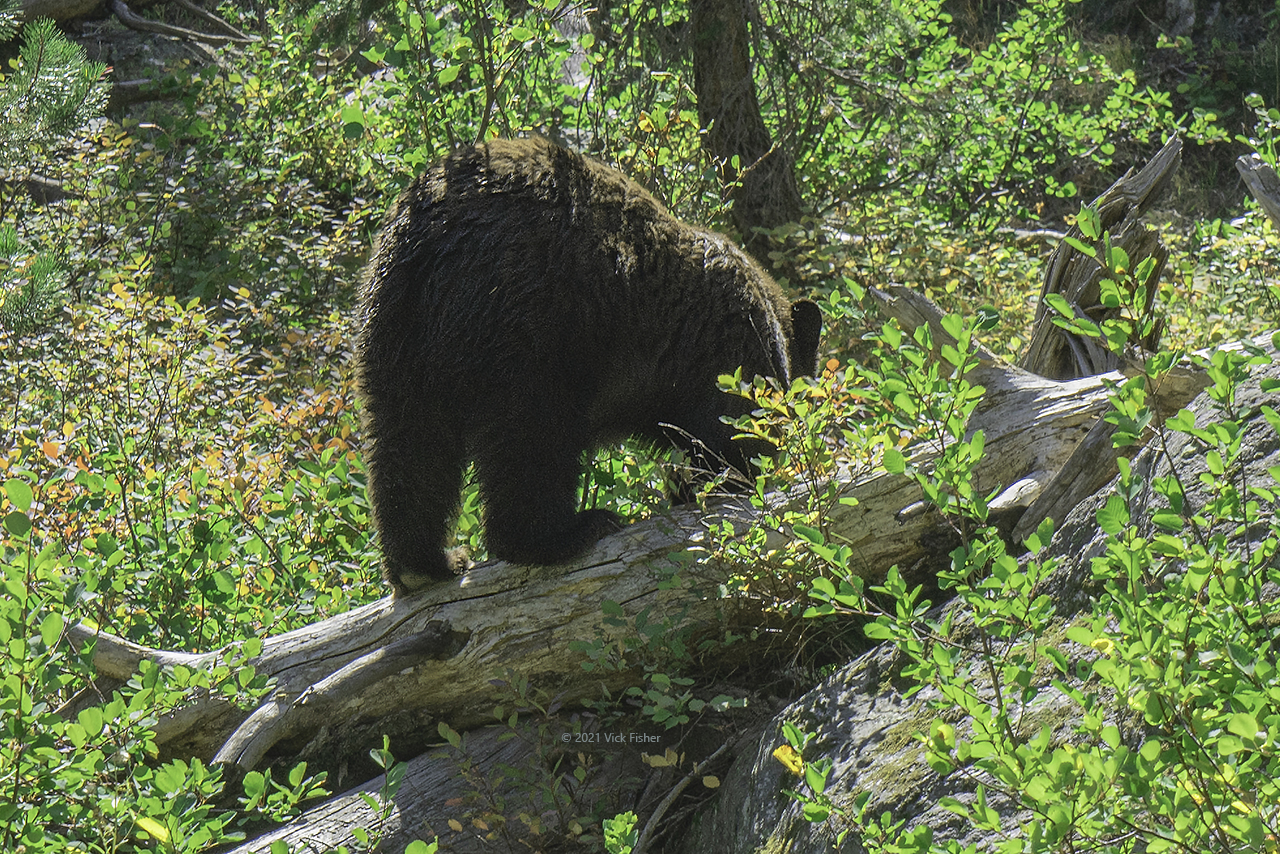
2, 0, 1279, 850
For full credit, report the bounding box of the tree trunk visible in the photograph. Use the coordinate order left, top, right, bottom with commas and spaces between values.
690, 0, 803, 275
20, 0, 101, 21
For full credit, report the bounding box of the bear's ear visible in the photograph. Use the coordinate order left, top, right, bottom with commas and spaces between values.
789, 299, 822, 378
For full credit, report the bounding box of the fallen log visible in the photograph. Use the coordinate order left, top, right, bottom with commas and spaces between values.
68, 355, 1209, 777
69, 338, 1188, 771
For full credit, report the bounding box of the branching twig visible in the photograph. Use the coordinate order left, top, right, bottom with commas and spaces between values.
110, 0, 257, 45
170, 0, 255, 42
634, 743, 729, 854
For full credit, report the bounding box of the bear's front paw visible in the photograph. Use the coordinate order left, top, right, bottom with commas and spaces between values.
444, 546, 473, 573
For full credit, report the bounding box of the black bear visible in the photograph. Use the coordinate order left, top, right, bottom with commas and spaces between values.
356, 137, 821, 595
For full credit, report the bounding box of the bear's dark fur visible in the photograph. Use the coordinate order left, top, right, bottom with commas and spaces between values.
356, 137, 821, 595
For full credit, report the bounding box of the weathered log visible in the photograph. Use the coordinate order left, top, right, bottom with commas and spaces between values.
224, 726, 536, 854
143, 330, 1221, 851
208, 330, 1252, 852
1237, 152, 1280, 230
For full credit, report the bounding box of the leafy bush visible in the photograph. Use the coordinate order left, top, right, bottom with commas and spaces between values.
771, 308, 1280, 852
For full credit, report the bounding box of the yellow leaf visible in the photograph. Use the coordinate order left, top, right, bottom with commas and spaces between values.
772, 744, 804, 776
1090, 637, 1115, 656
448, 819, 463, 832
135, 816, 169, 843
702, 775, 720, 788
642, 752, 668, 768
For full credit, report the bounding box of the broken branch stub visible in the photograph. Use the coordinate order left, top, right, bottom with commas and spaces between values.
1020, 136, 1182, 380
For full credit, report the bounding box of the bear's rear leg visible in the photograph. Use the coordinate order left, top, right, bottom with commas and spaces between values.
476, 432, 622, 566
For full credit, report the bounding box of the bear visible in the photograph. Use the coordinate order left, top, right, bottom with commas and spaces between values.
355, 137, 822, 595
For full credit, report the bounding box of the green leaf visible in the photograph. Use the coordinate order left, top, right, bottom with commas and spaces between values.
1065, 625, 1096, 646
77, 706, 104, 737
803, 760, 829, 795
883, 448, 905, 474
940, 313, 965, 343
1043, 292, 1075, 318
801, 802, 830, 822
212, 570, 236, 595
3, 479, 33, 511
1227, 712, 1260, 742
1076, 204, 1102, 239
809, 576, 836, 597
437, 64, 461, 84
969, 429, 985, 460
135, 816, 170, 844
1096, 494, 1129, 534
339, 104, 364, 126
39, 612, 63, 648
437, 721, 462, 748
4, 510, 31, 537
863, 620, 892, 640
243, 770, 266, 800
793, 524, 824, 546
1063, 236, 1096, 257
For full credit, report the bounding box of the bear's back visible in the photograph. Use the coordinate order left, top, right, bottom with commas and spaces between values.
360, 138, 799, 419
